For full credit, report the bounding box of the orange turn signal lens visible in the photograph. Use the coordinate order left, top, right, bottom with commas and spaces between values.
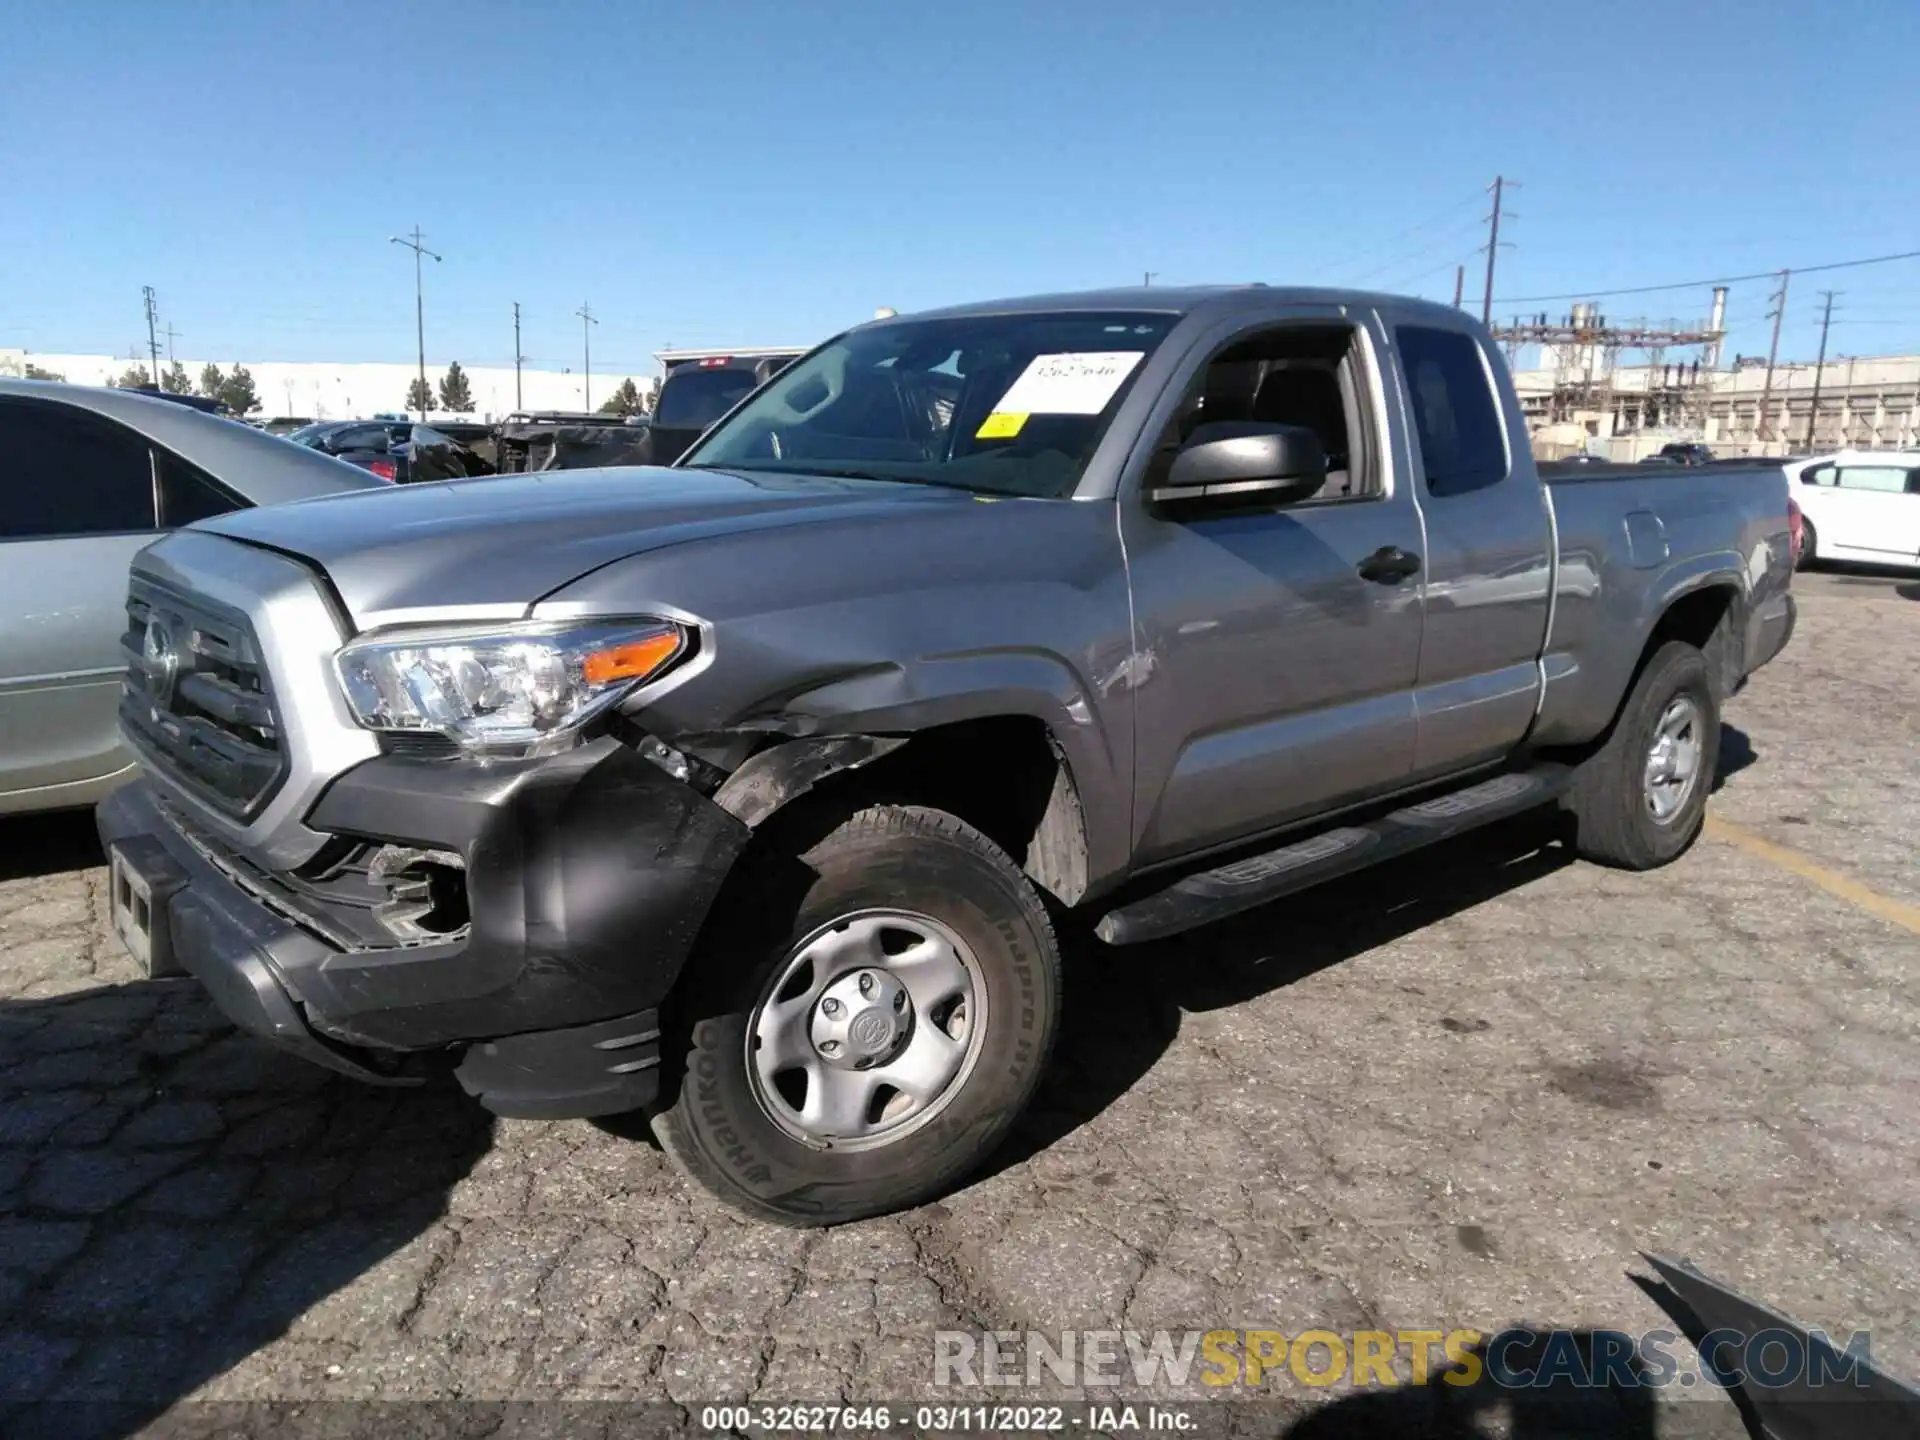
581, 630, 683, 687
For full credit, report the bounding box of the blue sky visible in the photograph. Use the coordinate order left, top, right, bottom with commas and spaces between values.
4, 0, 1918, 379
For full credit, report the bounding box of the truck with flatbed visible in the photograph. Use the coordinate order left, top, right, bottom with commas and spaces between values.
99, 285, 1796, 1224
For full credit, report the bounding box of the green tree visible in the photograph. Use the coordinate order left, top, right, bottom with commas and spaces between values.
598, 377, 644, 417
199, 363, 226, 399
22, 363, 65, 382
405, 375, 434, 415
114, 364, 153, 389
437, 361, 474, 413
219, 365, 261, 416
161, 361, 193, 394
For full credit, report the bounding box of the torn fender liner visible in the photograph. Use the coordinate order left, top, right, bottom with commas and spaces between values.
713, 734, 908, 828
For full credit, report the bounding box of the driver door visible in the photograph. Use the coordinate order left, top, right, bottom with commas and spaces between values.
1121, 309, 1427, 866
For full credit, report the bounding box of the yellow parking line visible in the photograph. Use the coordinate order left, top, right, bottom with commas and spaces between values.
1704, 816, 1920, 935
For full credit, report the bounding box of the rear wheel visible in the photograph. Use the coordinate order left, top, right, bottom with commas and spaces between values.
1564, 641, 1719, 870
1797, 517, 1818, 570
651, 804, 1061, 1225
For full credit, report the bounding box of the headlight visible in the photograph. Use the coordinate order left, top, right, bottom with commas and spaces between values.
335, 619, 689, 751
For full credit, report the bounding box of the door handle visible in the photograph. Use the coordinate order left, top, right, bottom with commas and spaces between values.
1357, 545, 1422, 584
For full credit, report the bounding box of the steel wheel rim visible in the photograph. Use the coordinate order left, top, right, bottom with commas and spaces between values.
746, 909, 987, 1152
1644, 694, 1704, 824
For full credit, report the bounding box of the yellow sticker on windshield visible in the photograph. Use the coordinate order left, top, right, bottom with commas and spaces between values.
976, 411, 1027, 440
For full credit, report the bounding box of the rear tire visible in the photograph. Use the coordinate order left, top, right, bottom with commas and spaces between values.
651, 804, 1061, 1226
1564, 641, 1719, 870
1797, 517, 1818, 570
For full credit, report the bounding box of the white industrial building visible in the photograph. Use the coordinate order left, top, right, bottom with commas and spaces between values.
0, 349, 649, 422
1514, 353, 1920, 459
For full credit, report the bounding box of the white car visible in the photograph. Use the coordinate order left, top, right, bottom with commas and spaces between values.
1786, 450, 1920, 572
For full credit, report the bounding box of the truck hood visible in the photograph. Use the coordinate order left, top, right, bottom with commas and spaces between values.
200, 465, 964, 629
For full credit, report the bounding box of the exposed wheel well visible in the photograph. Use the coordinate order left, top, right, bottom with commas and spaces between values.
750, 718, 1091, 906
1649, 584, 1741, 699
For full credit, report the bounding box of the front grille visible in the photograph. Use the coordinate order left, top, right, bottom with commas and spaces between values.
120, 577, 289, 818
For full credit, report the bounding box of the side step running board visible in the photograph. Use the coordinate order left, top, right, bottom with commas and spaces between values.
1095, 764, 1571, 946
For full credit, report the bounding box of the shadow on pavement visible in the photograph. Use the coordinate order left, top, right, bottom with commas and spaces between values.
0, 809, 108, 884
1275, 1329, 1670, 1438
996, 810, 1577, 1177
0, 977, 494, 1438
1714, 724, 1757, 792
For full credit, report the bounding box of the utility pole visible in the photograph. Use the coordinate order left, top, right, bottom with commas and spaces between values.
389, 227, 442, 419
1453, 266, 1465, 309
1803, 290, 1839, 452
142, 286, 161, 387
512, 302, 524, 411
575, 302, 597, 410
159, 323, 182, 366
1480, 175, 1517, 325
1142, 271, 1157, 288
1757, 269, 1790, 444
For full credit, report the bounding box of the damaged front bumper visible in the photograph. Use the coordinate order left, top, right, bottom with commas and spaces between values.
97, 737, 749, 1118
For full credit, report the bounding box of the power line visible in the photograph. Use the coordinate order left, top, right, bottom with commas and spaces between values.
1334, 192, 1485, 282
1759, 270, 1789, 441
1481, 175, 1518, 325
575, 302, 597, 410
388, 226, 442, 419
1494, 246, 1920, 306
142, 286, 160, 385
1804, 291, 1840, 451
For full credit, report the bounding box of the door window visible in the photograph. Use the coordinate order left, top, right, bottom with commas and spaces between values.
1393, 326, 1509, 497
1142, 323, 1377, 502
1833, 465, 1911, 494
0, 399, 157, 539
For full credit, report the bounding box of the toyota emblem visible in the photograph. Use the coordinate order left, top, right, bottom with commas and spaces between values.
141, 616, 180, 706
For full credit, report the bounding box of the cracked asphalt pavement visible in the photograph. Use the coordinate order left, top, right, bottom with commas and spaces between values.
2, 570, 1917, 1436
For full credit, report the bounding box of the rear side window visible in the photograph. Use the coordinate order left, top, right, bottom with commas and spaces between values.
1833, 465, 1911, 494
0, 399, 157, 539
156, 449, 244, 526
1394, 326, 1508, 497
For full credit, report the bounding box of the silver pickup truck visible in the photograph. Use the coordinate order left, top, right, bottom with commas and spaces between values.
98, 287, 1795, 1224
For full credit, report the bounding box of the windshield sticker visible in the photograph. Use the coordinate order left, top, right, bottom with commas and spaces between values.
975, 411, 1028, 440
992, 351, 1145, 416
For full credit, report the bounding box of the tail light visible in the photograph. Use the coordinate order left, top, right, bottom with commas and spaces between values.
368, 458, 397, 482
1787, 496, 1804, 563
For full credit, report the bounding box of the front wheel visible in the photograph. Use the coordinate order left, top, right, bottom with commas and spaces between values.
651, 805, 1062, 1225
1563, 640, 1720, 869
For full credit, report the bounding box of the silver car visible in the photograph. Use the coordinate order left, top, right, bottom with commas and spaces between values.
0, 381, 386, 815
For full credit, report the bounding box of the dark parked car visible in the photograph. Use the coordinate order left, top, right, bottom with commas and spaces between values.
644, 349, 803, 464
282, 419, 405, 480
284, 419, 497, 482
1658, 442, 1715, 465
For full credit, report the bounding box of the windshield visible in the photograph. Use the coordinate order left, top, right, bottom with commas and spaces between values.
680, 310, 1176, 498
282, 422, 334, 447
656, 367, 763, 430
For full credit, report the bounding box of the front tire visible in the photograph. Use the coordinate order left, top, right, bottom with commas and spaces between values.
651, 804, 1061, 1225
1564, 641, 1719, 870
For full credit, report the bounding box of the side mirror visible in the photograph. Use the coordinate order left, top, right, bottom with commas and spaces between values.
1151, 422, 1327, 508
